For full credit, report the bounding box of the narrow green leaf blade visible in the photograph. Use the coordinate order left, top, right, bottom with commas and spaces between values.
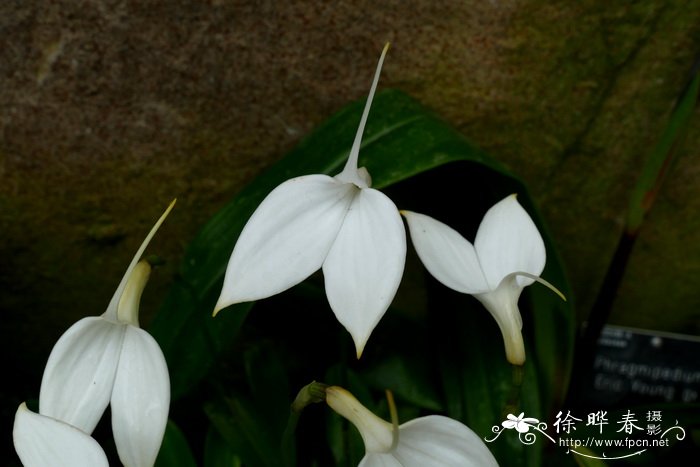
204, 425, 242, 467
627, 71, 700, 231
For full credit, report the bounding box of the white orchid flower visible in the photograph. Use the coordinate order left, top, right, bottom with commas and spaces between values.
214, 44, 405, 357
37, 201, 175, 467
13, 403, 108, 467
402, 194, 564, 365
326, 386, 499, 466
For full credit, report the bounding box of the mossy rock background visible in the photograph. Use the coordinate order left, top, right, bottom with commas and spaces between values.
2, 1, 700, 463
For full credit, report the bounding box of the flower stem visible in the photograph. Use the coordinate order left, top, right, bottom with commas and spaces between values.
290, 381, 328, 413
503, 364, 524, 418
282, 381, 328, 467
385, 390, 399, 450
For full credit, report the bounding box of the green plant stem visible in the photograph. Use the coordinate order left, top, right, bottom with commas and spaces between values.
568, 66, 699, 410
282, 381, 329, 467
504, 364, 524, 416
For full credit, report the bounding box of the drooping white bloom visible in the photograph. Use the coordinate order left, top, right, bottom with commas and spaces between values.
402, 194, 564, 365
36, 201, 175, 467
214, 44, 405, 357
13, 403, 108, 467
326, 386, 499, 466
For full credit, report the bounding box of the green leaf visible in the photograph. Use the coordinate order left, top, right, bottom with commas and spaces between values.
527, 210, 576, 411
626, 71, 700, 231
436, 302, 542, 466
204, 426, 242, 467
150, 89, 575, 467
243, 343, 290, 438
149, 90, 512, 400
150, 276, 252, 399
205, 396, 283, 467
571, 447, 609, 467
154, 420, 198, 467
387, 163, 573, 465
361, 354, 443, 411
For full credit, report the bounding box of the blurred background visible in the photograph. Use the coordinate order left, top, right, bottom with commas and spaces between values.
2, 1, 699, 465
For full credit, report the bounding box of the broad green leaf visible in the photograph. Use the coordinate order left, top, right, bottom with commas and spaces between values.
150, 89, 575, 467
150, 276, 252, 399
149, 89, 513, 400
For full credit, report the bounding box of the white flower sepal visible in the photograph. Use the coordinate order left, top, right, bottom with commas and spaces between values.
36, 201, 175, 467
13, 403, 108, 467
214, 44, 406, 357
326, 386, 499, 466
402, 194, 565, 365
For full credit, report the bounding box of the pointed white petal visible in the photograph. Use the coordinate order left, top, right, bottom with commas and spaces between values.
474, 195, 546, 289
474, 274, 527, 365
39, 317, 125, 433
323, 188, 406, 356
214, 175, 355, 314
13, 403, 108, 467
111, 326, 170, 467
402, 211, 490, 294
391, 415, 498, 466
105, 200, 175, 321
